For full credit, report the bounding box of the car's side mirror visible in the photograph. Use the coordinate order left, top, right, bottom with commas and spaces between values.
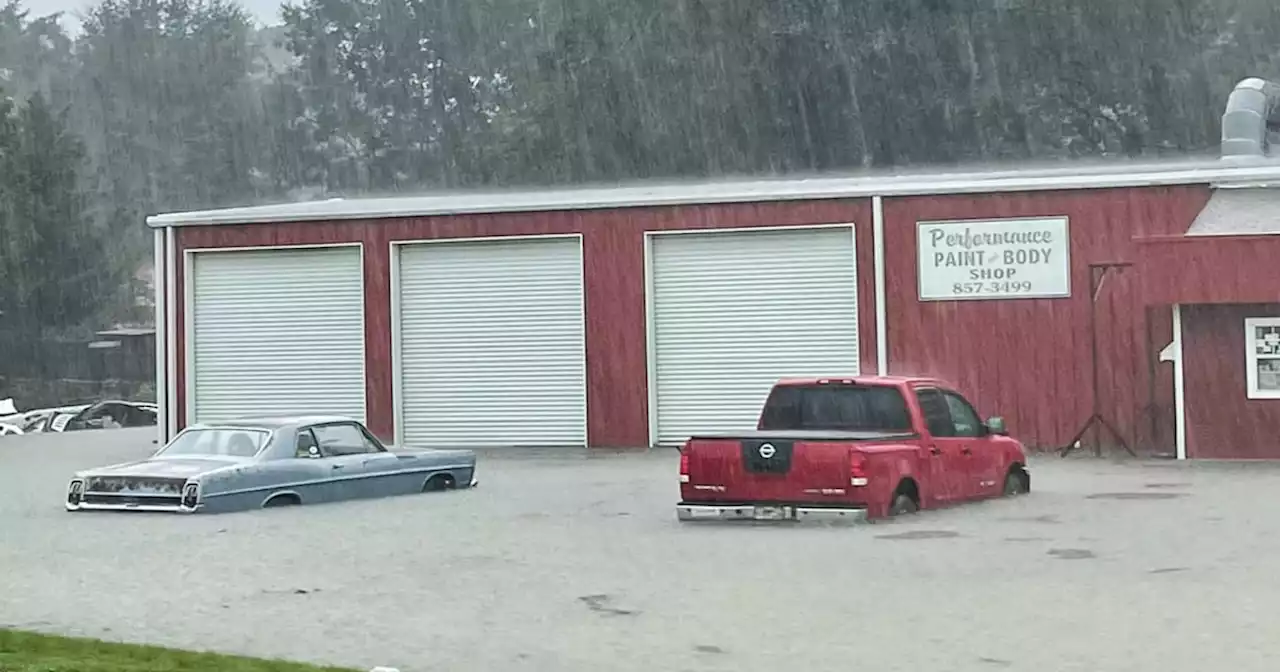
985, 416, 1007, 436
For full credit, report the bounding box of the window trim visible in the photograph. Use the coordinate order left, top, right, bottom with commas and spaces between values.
295, 428, 321, 458
354, 422, 388, 452
914, 387, 957, 438
1245, 317, 1280, 400
939, 389, 985, 438
306, 421, 384, 456
154, 426, 272, 459
757, 383, 915, 432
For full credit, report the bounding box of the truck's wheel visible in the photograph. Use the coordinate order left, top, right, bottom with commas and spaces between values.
889, 493, 919, 516
1002, 468, 1029, 496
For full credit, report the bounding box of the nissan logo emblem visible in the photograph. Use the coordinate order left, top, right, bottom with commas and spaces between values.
759, 443, 776, 459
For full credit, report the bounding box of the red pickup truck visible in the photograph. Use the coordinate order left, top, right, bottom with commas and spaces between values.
676, 376, 1030, 522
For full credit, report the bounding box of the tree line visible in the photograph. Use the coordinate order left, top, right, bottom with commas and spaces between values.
2, 0, 1280, 336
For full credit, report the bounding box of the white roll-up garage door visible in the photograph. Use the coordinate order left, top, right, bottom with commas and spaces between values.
396, 236, 586, 448
187, 246, 366, 424
649, 226, 860, 445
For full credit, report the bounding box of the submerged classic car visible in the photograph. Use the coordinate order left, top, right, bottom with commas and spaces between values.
65, 415, 478, 513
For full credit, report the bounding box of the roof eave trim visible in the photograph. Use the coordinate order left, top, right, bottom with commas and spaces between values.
146, 164, 1280, 228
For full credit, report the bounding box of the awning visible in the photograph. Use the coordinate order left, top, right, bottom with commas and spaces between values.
1134, 187, 1280, 305
1186, 187, 1280, 235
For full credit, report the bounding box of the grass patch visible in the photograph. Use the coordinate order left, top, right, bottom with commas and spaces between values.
0, 629, 363, 672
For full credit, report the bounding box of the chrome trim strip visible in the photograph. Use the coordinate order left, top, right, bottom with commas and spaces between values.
204, 463, 474, 499
81, 491, 184, 498
260, 489, 303, 508
676, 503, 868, 523
67, 502, 193, 513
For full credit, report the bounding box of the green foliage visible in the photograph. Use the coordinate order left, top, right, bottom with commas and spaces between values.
2, 0, 1280, 338
0, 0, 75, 106
0, 628, 361, 672
0, 90, 121, 333
273, 0, 519, 191
75, 0, 267, 214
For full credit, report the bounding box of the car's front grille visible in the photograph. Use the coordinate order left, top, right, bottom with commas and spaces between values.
85, 476, 186, 495
82, 493, 183, 507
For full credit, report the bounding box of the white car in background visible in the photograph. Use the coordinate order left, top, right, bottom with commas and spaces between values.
19, 405, 91, 434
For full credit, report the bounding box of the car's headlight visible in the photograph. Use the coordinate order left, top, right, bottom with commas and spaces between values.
180, 482, 200, 509
67, 479, 84, 507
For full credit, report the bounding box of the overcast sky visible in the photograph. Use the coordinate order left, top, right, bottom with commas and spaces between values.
19, 0, 284, 33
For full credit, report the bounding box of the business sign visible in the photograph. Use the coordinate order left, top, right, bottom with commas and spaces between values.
917, 216, 1071, 301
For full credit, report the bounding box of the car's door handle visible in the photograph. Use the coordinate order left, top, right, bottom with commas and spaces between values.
331, 464, 344, 470
961, 447, 973, 455
928, 446, 942, 456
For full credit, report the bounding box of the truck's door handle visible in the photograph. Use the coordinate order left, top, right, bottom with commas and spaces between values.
961, 447, 973, 455
928, 446, 942, 456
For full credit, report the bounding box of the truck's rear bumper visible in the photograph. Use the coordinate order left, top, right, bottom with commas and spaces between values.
676, 502, 868, 523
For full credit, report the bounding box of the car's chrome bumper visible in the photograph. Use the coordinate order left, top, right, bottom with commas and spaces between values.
66, 501, 197, 513
676, 502, 868, 523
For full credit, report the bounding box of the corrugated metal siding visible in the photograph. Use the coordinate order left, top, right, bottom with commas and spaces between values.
170, 184, 1208, 451
395, 237, 587, 448
174, 199, 876, 446
649, 227, 859, 444
188, 247, 366, 423
1182, 303, 1280, 459
880, 186, 1209, 451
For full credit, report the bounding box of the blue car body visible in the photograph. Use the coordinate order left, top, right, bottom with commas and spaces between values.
65, 415, 477, 514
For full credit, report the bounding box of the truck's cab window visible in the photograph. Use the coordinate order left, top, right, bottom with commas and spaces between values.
915, 388, 956, 437
941, 391, 983, 438
759, 384, 913, 431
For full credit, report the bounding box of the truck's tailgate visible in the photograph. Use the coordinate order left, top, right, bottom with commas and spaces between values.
682, 430, 910, 504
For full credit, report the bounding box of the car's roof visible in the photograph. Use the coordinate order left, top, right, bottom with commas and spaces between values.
773, 375, 947, 387
192, 415, 360, 431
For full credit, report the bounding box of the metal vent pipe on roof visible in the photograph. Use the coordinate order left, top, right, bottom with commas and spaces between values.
1221, 77, 1280, 160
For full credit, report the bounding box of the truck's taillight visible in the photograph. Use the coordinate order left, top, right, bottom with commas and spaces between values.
849, 453, 869, 487
679, 449, 690, 483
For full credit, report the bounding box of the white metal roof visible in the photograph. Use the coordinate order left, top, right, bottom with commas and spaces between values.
146, 157, 1280, 227
1187, 186, 1280, 236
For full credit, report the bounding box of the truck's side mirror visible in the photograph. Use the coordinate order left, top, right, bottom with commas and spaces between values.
985, 416, 1007, 436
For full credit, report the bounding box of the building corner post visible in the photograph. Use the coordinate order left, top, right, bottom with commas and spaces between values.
152, 227, 167, 446
164, 226, 178, 441
872, 196, 888, 375
1172, 304, 1187, 461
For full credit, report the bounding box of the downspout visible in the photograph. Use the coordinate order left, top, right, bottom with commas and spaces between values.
1220, 77, 1280, 160
872, 196, 888, 375
153, 228, 167, 446
165, 226, 178, 442
1172, 305, 1186, 461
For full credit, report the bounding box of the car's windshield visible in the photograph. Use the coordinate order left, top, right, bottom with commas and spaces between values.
157, 428, 271, 458
758, 384, 914, 432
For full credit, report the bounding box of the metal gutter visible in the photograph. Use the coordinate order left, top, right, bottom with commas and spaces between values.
146, 161, 1280, 228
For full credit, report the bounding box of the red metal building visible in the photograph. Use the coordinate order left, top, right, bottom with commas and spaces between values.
147, 160, 1280, 458
1136, 186, 1280, 458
